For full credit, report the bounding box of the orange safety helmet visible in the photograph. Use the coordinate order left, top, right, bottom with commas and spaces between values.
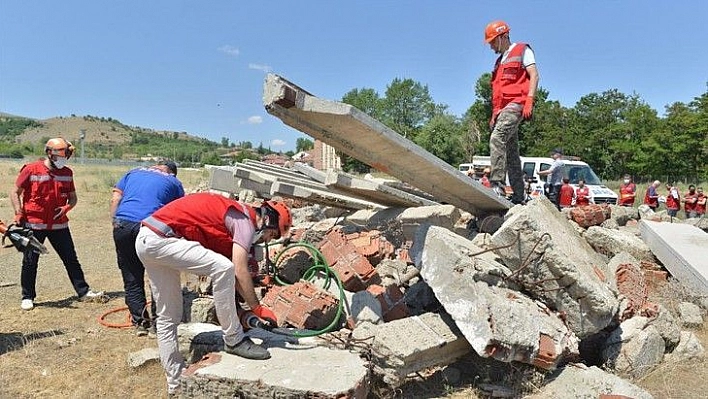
262, 200, 292, 239
45, 137, 75, 159
484, 20, 510, 43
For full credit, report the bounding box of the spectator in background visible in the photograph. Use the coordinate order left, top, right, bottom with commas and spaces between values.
575, 179, 592, 206
110, 160, 184, 336
558, 178, 574, 209
480, 167, 492, 188
618, 174, 637, 207
538, 148, 565, 210
696, 187, 706, 217
681, 185, 698, 219
643, 180, 661, 211
665, 182, 681, 218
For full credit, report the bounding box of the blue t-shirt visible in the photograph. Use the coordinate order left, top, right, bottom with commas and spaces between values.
114, 167, 185, 222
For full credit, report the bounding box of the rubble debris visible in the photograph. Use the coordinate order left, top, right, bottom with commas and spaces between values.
678, 301, 704, 328
412, 225, 579, 369
647, 304, 681, 351
177, 323, 223, 363
585, 226, 655, 262
608, 204, 640, 226
665, 331, 706, 362
368, 312, 472, 387
569, 204, 611, 228
262, 73, 510, 215
524, 364, 653, 399
640, 220, 708, 295
318, 228, 380, 291
261, 281, 340, 330
615, 260, 654, 321
490, 197, 620, 338
601, 316, 665, 378
128, 347, 160, 369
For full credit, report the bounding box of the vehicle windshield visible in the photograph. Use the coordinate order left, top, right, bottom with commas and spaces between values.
564, 164, 602, 185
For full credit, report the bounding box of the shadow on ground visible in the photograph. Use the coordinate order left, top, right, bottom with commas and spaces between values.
0, 329, 64, 355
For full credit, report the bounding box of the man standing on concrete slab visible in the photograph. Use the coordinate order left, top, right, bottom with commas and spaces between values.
644, 180, 661, 211
110, 160, 184, 337
484, 20, 539, 204
538, 148, 565, 210
135, 193, 289, 395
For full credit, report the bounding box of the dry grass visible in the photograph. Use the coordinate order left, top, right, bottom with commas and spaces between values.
0, 159, 705, 398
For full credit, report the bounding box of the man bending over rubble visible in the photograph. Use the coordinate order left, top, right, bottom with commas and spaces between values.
135, 192, 291, 394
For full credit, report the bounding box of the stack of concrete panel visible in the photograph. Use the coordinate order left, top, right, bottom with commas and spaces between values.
411, 225, 579, 369
490, 197, 620, 338
640, 220, 708, 295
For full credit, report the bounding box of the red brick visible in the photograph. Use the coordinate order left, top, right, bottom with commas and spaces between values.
366, 284, 409, 322
261, 281, 340, 330
532, 333, 557, 370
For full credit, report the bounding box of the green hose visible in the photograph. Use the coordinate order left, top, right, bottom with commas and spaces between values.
268, 241, 346, 338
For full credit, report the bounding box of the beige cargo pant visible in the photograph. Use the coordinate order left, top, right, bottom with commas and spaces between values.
135, 226, 245, 393
490, 109, 525, 202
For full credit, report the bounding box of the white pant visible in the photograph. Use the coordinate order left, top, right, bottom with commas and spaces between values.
135, 226, 244, 393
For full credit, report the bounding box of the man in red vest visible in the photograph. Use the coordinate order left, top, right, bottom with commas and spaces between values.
135, 192, 290, 395
618, 174, 637, 207
484, 20, 539, 205
643, 180, 661, 211
558, 178, 574, 209
696, 187, 706, 217
575, 179, 592, 206
682, 185, 698, 218
10, 137, 106, 311
664, 183, 681, 217
480, 167, 492, 188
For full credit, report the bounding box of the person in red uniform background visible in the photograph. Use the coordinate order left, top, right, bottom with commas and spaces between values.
618, 174, 637, 207
10, 138, 105, 311
696, 187, 706, 217
644, 180, 661, 211
480, 167, 492, 188
558, 178, 574, 208
664, 183, 681, 218
575, 179, 591, 206
682, 185, 698, 219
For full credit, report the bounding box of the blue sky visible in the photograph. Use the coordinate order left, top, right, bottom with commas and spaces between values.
1, 1, 706, 152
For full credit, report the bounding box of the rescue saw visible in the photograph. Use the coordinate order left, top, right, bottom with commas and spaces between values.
0, 220, 49, 255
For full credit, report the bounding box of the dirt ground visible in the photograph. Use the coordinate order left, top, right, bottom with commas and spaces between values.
0, 160, 705, 399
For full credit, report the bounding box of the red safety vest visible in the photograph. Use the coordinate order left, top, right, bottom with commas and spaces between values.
480, 175, 491, 188
148, 193, 257, 259
683, 192, 698, 212
576, 186, 591, 206
559, 184, 574, 207
619, 183, 636, 206
665, 188, 680, 211
491, 43, 531, 119
16, 160, 74, 230
644, 186, 658, 207
696, 194, 706, 214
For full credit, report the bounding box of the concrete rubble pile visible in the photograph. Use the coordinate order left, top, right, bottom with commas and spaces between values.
162, 74, 706, 398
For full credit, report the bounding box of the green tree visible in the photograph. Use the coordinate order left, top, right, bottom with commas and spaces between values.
295, 137, 314, 152
381, 78, 437, 140
414, 113, 465, 166
221, 137, 230, 147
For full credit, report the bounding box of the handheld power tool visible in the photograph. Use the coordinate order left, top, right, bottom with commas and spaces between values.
0, 220, 49, 255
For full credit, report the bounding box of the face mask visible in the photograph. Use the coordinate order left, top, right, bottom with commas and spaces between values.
624, 179, 630, 184
53, 156, 68, 169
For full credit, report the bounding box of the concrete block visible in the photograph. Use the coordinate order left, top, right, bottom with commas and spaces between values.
412, 225, 579, 369
490, 197, 619, 338
180, 346, 369, 398
271, 181, 384, 210
324, 169, 439, 208
585, 226, 655, 262
666, 331, 705, 362
396, 204, 461, 241
208, 166, 237, 193
127, 347, 160, 369
525, 364, 653, 399
640, 220, 708, 296
188, 297, 217, 324
678, 302, 704, 327
608, 205, 639, 226
602, 317, 665, 378
370, 312, 472, 387
647, 304, 681, 350
177, 323, 223, 364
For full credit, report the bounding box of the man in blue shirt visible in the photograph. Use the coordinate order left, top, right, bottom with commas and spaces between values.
110, 160, 184, 336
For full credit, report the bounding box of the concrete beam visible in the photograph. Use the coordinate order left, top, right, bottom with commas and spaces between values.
270, 181, 384, 210
262, 73, 511, 216
640, 220, 708, 295
324, 170, 439, 208
292, 161, 328, 183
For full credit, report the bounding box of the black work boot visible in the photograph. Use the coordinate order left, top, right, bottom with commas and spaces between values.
225, 337, 271, 360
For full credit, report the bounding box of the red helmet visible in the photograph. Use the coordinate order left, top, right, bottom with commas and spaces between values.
45, 137, 75, 159
262, 200, 292, 238
484, 20, 510, 43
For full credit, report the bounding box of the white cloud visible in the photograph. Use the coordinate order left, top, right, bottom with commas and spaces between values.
218, 45, 240, 56
247, 116, 262, 124
248, 63, 272, 73
271, 139, 286, 147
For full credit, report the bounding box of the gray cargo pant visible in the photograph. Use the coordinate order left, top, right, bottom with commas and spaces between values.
490, 109, 525, 202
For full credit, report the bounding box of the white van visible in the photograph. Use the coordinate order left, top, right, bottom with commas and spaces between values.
460, 156, 619, 204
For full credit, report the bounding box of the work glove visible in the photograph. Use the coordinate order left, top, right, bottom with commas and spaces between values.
522, 98, 534, 119
54, 205, 71, 220
252, 304, 278, 327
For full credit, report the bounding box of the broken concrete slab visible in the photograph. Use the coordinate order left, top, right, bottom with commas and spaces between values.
678, 302, 704, 327
177, 323, 223, 364
585, 226, 655, 262
665, 331, 706, 363
601, 317, 665, 379
208, 166, 238, 193
270, 181, 384, 210
647, 304, 681, 351
369, 312, 472, 387
490, 197, 620, 338
640, 220, 708, 295
127, 347, 160, 369
397, 204, 461, 241
412, 225, 579, 369
179, 345, 369, 398
525, 364, 653, 399
262, 73, 511, 216
323, 169, 439, 208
